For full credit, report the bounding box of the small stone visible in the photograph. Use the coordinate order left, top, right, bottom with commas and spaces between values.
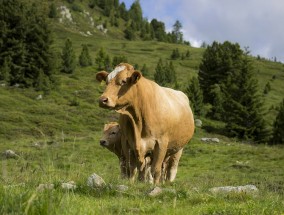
37, 183, 54, 192
148, 186, 163, 197
195, 119, 202, 127
116, 185, 129, 191
201, 137, 220, 143
209, 185, 258, 194
3, 150, 19, 159
211, 138, 220, 143
87, 173, 106, 188
61, 181, 76, 190
36, 95, 42, 100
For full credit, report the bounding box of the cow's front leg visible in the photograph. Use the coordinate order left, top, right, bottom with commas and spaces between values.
151, 141, 167, 184
127, 149, 137, 183
119, 157, 128, 179
137, 156, 152, 183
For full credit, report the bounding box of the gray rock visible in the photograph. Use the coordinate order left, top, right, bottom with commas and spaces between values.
195, 119, 202, 127
87, 173, 106, 188
3, 150, 19, 159
148, 186, 163, 197
211, 138, 220, 143
36, 94, 42, 100
37, 183, 54, 192
209, 185, 258, 194
116, 185, 129, 191
61, 181, 77, 190
201, 137, 220, 143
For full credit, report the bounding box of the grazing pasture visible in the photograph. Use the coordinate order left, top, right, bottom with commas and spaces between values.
1, 127, 283, 214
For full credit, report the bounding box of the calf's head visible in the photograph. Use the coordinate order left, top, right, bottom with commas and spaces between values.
96, 63, 142, 109
100, 122, 121, 151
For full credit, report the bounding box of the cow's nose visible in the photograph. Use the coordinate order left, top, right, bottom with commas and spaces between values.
99, 96, 108, 104
100, 140, 106, 146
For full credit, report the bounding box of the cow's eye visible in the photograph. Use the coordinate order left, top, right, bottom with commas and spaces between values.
111, 131, 116, 135
121, 80, 127, 85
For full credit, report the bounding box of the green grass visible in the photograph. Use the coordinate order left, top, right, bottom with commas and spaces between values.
1, 129, 284, 214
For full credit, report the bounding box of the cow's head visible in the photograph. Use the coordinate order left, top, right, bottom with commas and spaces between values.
100, 122, 121, 150
96, 63, 142, 109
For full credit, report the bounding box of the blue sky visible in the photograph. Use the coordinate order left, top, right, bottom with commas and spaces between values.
123, 0, 284, 62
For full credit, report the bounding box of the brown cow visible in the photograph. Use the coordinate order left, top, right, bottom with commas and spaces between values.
96, 63, 194, 184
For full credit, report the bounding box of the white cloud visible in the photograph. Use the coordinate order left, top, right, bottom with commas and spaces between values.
124, 0, 284, 61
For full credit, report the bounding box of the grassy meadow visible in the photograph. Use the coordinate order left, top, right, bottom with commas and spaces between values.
1, 1, 284, 214
1, 127, 284, 214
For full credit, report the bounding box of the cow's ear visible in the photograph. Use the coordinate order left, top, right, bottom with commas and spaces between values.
96, 71, 109, 82
130, 71, 142, 84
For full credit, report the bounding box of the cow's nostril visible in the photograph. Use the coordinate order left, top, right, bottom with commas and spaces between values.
100, 140, 106, 146
100, 96, 108, 104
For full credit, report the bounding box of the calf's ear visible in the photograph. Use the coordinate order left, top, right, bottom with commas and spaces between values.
131, 71, 142, 84
96, 71, 109, 82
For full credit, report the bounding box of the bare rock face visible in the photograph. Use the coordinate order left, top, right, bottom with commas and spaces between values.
87, 173, 106, 188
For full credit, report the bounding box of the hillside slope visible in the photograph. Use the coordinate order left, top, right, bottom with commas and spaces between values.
0, 1, 284, 141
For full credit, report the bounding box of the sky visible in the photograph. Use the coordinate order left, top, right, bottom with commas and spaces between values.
123, 0, 284, 62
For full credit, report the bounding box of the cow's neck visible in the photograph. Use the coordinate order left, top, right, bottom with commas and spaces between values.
130, 77, 156, 137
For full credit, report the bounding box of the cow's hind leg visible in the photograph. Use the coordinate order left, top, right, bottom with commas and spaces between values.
166, 149, 183, 182
151, 141, 167, 185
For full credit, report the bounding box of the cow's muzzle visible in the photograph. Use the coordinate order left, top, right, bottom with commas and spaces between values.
99, 96, 109, 108
100, 140, 108, 147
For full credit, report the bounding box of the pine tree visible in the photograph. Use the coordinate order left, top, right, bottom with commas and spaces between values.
0, 0, 55, 89
141, 64, 148, 77
222, 56, 268, 142
48, 3, 57, 18
25, 3, 55, 88
198, 41, 243, 104
167, 61, 176, 84
124, 25, 135, 40
61, 38, 76, 73
186, 76, 203, 116
185, 50, 190, 58
128, 0, 143, 28
271, 98, 284, 144
112, 55, 128, 67
95, 47, 111, 71
0, 57, 11, 82
209, 84, 225, 120
263, 81, 271, 94
154, 58, 166, 86
118, 2, 128, 21
150, 19, 167, 42
79, 44, 92, 67
172, 20, 183, 44
171, 48, 180, 60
